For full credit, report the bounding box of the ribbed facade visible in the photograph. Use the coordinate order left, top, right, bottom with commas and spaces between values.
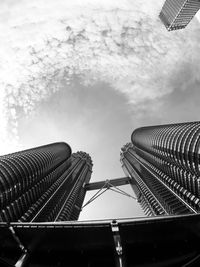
0, 143, 92, 222
159, 0, 200, 31
121, 122, 200, 216
54, 152, 93, 222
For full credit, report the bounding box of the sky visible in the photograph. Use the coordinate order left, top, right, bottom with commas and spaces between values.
1, 0, 200, 220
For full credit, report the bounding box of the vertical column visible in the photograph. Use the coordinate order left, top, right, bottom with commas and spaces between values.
55, 152, 93, 221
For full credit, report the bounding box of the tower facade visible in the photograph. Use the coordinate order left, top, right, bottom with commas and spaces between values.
0, 143, 92, 222
121, 122, 200, 216
159, 0, 200, 31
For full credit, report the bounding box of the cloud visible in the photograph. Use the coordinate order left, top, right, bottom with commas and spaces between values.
17, 78, 133, 179
0, 0, 200, 154
154, 75, 200, 125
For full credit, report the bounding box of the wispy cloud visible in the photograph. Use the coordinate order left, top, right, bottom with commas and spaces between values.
1, 0, 200, 154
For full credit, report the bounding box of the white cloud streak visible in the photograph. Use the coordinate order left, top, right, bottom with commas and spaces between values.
0, 0, 200, 153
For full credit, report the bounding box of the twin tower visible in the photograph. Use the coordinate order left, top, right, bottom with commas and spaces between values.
0, 143, 92, 222
1, 121, 200, 222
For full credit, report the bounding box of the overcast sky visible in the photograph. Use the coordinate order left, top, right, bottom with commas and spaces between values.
1, 0, 200, 220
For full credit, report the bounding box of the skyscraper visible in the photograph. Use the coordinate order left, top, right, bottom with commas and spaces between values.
0, 143, 92, 222
121, 122, 200, 216
159, 0, 200, 31
1, 134, 200, 267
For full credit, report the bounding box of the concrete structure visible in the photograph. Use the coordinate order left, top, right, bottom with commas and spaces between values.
1, 214, 200, 267
0, 143, 92, 222
121, 122, 200, 216
159, 0, 200, 31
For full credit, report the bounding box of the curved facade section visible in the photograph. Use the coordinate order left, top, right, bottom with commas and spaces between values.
121, 142, 194, 216
131, 122, 200, 178
32, 151, 93, 222
121, 121, 200, 216
0, 143, 92, 222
